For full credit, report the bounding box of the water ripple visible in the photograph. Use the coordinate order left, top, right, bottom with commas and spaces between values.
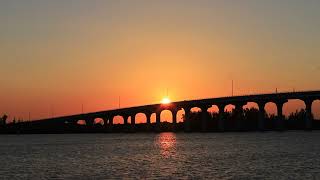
0, 132, 320, 179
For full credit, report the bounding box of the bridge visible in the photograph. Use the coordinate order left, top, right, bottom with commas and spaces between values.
30, 90, 320, 132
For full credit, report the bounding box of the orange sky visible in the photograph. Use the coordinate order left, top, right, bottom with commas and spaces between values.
1, 0, 320, 122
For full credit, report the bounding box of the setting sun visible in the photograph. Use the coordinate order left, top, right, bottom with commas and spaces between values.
161, 97, 171, 104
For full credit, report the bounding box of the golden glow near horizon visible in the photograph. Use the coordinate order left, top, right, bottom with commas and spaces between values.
161, 97, 171, 104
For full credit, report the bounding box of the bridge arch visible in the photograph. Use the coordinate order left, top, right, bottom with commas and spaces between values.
77, 120, 86, 125
224, 104, 235, 113
241, 102, 260, 129
176, 109, 185, 123
242, 102, 260, 120
243, 102, 259, 111
160, 110, 173, 123
135, 113, 147, 124
312, 100, 320, 119
190, 107, 202, 113
208, 105, 219, 120
94, 118, 104, 125
208, 105, 219, 113
113, 115, 125, 125
283, 99, 306, 118
265, 102, 278, 116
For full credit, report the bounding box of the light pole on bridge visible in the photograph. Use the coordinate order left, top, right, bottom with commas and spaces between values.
81, 104, 84, 114
232, 80, 234, 96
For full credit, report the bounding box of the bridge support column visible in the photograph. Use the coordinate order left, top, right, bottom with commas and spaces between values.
103, 117, 109, 128
156, 112, 161, 132
276, 101, 286, 131
145, 112, 152, 132
235, 103, 245, 131
172, 110, 177, 132
108, 116, 114, 132
304, 99, 313, 130
121, 115, 129, 132
85, 118, 94, 127
218, 104, 225, 132
123, 115, 128, 125
200, 106, 209, 132
258, 102, 266, 131
131, 115, 136, 132
103, 117, 110, 132
184, 107, 191, 132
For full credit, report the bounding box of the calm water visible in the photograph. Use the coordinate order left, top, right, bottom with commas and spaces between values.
0, 132, 320, 179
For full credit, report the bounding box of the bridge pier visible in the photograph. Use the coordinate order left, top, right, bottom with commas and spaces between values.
123, 115, 128, 125
304, 99, 313, 130
172, 109, 178, 132
235, 103, 245, 131
145, 112, 152, 132
200, 106, 209, 132
122, 115, 129, 132
85, 118, 94, 127
131, 115, 136, 132
103, 117, 109, 131
108, 116, 114, 132
276, 101, 286, 131
218, 104, 225, 132
156, 111, 161, 132
103, 117, 108, 128
184, 106, 191, 132
258, 102, 266, 131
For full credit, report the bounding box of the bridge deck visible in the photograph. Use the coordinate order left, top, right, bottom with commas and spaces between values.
32, 90, 320, 123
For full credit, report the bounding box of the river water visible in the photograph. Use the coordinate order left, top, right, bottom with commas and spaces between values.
0, 132, 320, 179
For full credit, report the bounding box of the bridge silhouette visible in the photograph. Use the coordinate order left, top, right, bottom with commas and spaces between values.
28, 90, 320, 132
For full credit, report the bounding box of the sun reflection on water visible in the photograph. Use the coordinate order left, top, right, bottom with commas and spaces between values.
155, 132, 177, 158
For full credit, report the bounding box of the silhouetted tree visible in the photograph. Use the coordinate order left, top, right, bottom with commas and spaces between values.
0, 114, 8, 125
0, 108, 318, 134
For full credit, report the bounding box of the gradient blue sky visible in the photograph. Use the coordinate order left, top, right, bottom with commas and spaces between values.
1, 0, 320, 121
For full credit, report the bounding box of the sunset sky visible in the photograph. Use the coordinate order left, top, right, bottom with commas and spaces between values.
1, 0, 320, 122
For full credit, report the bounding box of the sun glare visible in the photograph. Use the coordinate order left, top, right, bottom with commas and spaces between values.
161, 97, 171, 104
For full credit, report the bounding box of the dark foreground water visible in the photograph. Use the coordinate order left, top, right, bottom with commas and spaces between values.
0, 132, 320, 180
